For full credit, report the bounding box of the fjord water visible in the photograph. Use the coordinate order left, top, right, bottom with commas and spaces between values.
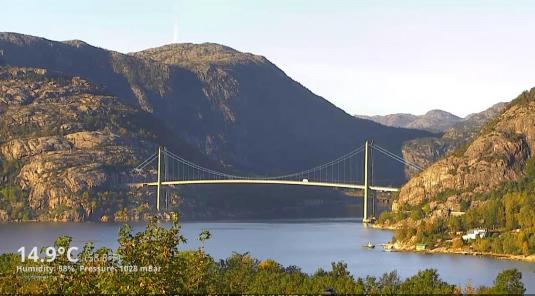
1, 219, 534, 292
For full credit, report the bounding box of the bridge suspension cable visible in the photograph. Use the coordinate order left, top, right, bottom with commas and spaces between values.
132, 144, 369, 185
130, 142, 423, 187
134, 152, 157, 171
165, 149, 245, 180
371, 144, 423, 172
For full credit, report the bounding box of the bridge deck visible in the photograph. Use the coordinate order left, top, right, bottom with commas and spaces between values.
132, 179, 399, 192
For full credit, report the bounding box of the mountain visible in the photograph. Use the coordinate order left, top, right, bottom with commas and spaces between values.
401, 102, 508, 176
395, 90, 534, 208
356, 109, 462, 132
0, 32, 433, 221
0, 33, 431, 179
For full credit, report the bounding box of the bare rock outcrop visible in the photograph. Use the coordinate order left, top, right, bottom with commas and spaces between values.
0, 66, 160, 221
1, 136, 71, 160
65, 131, 121, 150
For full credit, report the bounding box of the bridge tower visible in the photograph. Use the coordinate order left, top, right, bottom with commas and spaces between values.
363, 140, 370, 223
157, 146, 162, 211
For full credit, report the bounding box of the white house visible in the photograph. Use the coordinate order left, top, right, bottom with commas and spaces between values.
462, 229, 487, 241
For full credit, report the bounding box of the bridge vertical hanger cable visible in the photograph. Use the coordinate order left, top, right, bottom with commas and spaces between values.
337, 160, 340, 183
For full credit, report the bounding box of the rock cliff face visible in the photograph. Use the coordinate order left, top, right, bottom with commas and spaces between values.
396, 91, 535, 208
401, 102, 507, 177
0, 66, 206, 221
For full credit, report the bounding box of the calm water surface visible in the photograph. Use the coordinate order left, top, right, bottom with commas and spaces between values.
1, 218, 534, 292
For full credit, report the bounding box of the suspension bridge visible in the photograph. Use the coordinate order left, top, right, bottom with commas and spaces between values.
130, 140, 422, 223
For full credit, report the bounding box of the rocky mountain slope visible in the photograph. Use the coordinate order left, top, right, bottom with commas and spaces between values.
357, 109, 462, 132
0, 33, 431, 184
0, 66, 216, 221
401, 102, 508, 176
394, 90, 535, 211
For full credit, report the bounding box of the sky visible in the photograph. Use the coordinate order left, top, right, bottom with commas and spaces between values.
2, 0, 535, 117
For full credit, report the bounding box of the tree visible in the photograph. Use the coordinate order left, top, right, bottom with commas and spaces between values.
491, 269, 525, 295
378, 271, 401, 294
504, 193, 524, 230
516, 200, 535, 229
114, 215, 188, 293
524, 157, 535, 179
398, 269, 455, 294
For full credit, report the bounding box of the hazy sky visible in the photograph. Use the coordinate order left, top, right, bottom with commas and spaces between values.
2, 0, 535, 117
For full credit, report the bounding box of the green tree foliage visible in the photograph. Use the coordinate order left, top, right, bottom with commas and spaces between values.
478, 269, 526, 295
0, 159, 33, 220
492, 269, 526, 295
398, 269, 455, 294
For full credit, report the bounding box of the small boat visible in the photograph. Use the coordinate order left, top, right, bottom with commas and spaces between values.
383, 244, 394, 252
363, 242, 375, 249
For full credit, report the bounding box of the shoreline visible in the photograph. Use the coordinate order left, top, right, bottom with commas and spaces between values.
373, 224, 535, 263
395, 245, 535, 263
0, 216, 363, 224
